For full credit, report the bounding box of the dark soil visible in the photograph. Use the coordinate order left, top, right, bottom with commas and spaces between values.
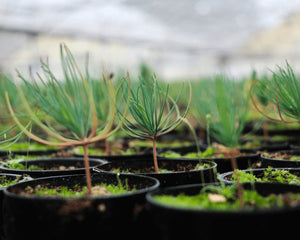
23, 162, 84, 171
41, 162, 83, 170
262, 151, 300, 161
109, 162, 208, 174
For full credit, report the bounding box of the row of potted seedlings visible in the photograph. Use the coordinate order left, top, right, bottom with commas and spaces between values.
0, 45, 300, 240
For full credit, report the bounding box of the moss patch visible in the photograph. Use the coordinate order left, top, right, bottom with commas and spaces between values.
153, 184, 300, 211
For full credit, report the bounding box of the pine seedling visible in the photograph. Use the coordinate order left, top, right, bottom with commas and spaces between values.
192, 75, 250, 209
120, 74, 191, 173
250, 70, 271, 139
192, 75, 250, 149
5, 43, 130, 194
0, 124, 28, 150
251, 61, 300, 124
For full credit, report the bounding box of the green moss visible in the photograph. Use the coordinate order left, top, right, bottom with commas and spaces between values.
129, 139, 194, 149
6, 142, 58, 151
160, 147, 223, 159
230, 167, 300, 184
231, 170, 259, 182
2, 159, 42, 170
290, 156, 300, 161
111, 168, 172, 174
153, 184, 299, 211
262, 168, 300, 184
71, 146, 141, 156
25, 181, 136, 197
0, 176, 21, 188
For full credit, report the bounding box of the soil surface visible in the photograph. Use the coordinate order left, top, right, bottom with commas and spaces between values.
27, 161, 84, 171
107, 162, 209, 174
263, 151, 300, 161
11, 183, 131, 198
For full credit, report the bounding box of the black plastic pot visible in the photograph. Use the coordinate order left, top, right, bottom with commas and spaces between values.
218, 167, 300, 184
0, 152, 8, 161
3, 172, 159, 240
97, 157, 217, 187
146, 182, 300, 240
0, 146, 68, 158
244, 120, 300, 137
0, 173, 25, 208
0, 157, 106, 178
159, 146, 260, 173
72, 151, 154, 162
0, 173, 31, 240
239, 139, 290, 151
261, 150, 300, 168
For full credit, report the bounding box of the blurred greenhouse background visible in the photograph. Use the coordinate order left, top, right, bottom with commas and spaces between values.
1, 0, 300, 80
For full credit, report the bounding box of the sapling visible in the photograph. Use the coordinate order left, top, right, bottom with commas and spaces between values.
0, 75, 30, 149
190, 78, 214, 141
251, 62, 300, 125
5, 43, 130, 194
251, 70, 271, 139
192, 75, 251, 208
192, 75, 250, 150
0, 124, 27, 150
120, 74, 191, 173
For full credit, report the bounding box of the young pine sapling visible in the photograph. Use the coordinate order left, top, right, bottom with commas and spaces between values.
192, 75, 251, 208
251, 62, 300, 125
5, 43, 130, 194
120, 75, 191, 173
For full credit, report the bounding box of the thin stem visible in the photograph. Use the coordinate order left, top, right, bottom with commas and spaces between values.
153, 137, 159, 173
230, 155, 243, 209
105, 138, 111, 155
83, 144, 92, 195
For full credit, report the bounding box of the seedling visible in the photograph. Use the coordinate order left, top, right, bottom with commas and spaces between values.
0, 125, 24, 150
0, 75, 31, 149
192, 75, 251, 208
5, 43, 129, 194
120, 74, 191, 173
251, 61, 300, 125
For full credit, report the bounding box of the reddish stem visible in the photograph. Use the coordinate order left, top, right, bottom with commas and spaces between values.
105, 138, 111, 155
153, 138, 159, 173
83, 144, 92, 195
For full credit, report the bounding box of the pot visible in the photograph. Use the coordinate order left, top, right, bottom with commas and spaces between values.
159, 146, 260, 173
0, 157, 106, 178
146, 182, 300, 240
97, 157, 217, 187
0, 173, 31, 240
3, 172, 159, 240
0, 145, 67, 158
218, 167, 300, 184
239, 139, 289, 151
261, 150, 300, 168
72, 151, 154, 162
